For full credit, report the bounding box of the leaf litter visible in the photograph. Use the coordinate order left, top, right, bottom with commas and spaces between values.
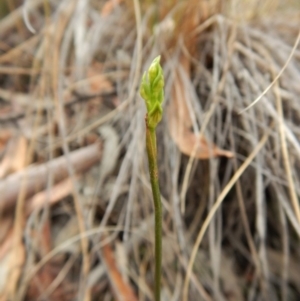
0, 0, 300, 300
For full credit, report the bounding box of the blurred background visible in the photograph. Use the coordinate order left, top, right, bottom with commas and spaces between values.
0, 0, 300, 300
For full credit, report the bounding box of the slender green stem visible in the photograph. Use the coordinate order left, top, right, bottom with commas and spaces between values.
145, 115, 162, 301
140, 55, 164, 300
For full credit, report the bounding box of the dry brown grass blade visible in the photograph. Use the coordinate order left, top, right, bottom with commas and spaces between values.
0, 135, 27, 178
1, 178, 26, 300
168, 54, 234, 159
1, 221, 25, 301
102, 242, 138, 301
0, 143, 102, 211
0, 238, 25, 300
0, 66, 40, 75
273, 67, 300, 223
0, 34, 40, 64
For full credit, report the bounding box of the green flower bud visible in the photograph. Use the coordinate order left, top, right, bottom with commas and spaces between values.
140, 56, 164, 129
148, 56, 161, 83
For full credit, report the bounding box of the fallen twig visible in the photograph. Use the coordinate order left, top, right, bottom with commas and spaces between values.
0, 143, 102, 211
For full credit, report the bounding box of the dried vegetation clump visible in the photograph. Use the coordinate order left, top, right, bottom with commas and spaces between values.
0, 0, 300, 300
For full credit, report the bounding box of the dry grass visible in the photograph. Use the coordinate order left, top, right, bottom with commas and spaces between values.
0, 0, 300, 300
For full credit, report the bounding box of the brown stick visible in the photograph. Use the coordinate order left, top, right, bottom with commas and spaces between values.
0, 143, 102, 211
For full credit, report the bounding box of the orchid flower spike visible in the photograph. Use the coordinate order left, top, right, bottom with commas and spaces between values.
140, 56, 164, 129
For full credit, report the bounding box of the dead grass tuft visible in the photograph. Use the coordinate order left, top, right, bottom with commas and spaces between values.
0, 0, 300, 300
